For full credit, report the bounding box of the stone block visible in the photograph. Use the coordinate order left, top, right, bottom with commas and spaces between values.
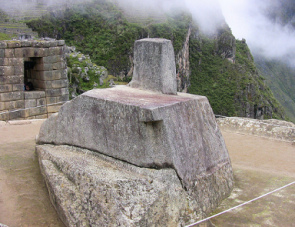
52, 62, 64, 70
0, 75, 24, 85
53, 47, 63, 55
36, 144, 207, 227
5, 49, 15, 58
0, 49, 4, 58
52, 70, 62, 80
57, 40, 65, 46
25, 99, 37, 108
61, 87, 69, 96
38, 71, 52, 81
4, 58, 23, 66
45, 88, 63, 97
0, 41, 7, 49
51, 79, 68, 89
56, 94, 69, 103
34, 48, 48, 57
0, 91, 24, 102
14, 66, 24, 75
42, 56, 55, 63
0, 112, 9, 121
23, 106, 47, 117
0, 58, 3, 66
47, 104, 61, 113
44, 64, 53, 71
46, 96, 57, 105
0, 102, 5, 111
5, 100, 25, 110
33, 106, 47, 115
37, 86, 233, 201
39, 70, 63, 81
9, 109, 24, 120
61, 69, 68, 79
22, 109, 31, 118
0, 66, 14, 76
129, 38, 177, 95
37, 98, 46, 107
35, 63, 44, 71
7, 41, 21, 48
49, 47, 57, 55
35, 114, 48, 119
49, 41, 58, 47
24, 91, 45, 99
0, 84, 12, 93
32, 41, 43, 48
42, 41, 51, 48
26, 116, 36, 120
22, 47, 35, 57
13, 84, 24, 91
14, 48, 24, 58
20, 41, 32, 47
34, 80, 46, 89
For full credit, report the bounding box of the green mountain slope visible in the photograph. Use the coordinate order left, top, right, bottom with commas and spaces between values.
25, 0, 286, 120
254, 56, 295, 122
252, 0, 295, 122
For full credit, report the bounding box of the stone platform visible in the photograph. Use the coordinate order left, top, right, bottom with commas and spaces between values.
36, 38, 233, 226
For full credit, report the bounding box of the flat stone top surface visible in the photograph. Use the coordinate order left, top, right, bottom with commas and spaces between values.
136, 38, 171, 43
84, 85, 206, 109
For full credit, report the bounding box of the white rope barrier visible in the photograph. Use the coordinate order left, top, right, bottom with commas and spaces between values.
186, 180, 295, 227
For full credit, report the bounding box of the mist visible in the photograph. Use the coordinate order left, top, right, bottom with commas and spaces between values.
219, 0, 295, 65
1, 0, 294, 65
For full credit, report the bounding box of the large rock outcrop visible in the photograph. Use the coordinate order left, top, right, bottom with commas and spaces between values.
36, 38, 233, 226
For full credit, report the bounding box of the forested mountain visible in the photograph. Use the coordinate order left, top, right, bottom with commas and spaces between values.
23, 0, 287, 120
253, 0, 295, 122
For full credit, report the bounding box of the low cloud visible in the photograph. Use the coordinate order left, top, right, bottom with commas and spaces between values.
219, 0, 295, 65
1, 0, 294, 64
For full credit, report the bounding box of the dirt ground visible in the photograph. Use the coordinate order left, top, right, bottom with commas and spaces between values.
0, 121, 294, 227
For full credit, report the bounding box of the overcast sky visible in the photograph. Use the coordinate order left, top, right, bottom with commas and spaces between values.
1, 0, 294, 64
115, 0, 295, 63
219, 0, 295, 63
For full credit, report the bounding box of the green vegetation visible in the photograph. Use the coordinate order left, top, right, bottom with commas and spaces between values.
0, 9, 8, 22
255, 56, 295, 122
188, 29, 285, 119
0, 32, 11, 40
189, 34, 237, 116
66, 50, 109, 98
26, 0, 286, 119
26, 1, 190, 76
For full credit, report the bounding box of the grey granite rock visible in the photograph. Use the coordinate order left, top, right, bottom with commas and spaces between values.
36, 38, 234, 226
36, 145, 206, 227
128, 38, 177, 95
37, 86, 233, 201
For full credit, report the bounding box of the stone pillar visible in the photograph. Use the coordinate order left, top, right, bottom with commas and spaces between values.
128, 38, 177, 95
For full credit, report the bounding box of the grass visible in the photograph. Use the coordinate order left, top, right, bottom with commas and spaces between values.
0, 32, 16, 40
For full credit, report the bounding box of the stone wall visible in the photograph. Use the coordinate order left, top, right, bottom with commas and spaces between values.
0, 40, 69, 121
217, 117, 295, 142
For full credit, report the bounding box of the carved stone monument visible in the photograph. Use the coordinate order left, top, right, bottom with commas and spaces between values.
36, 38, 233, 226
